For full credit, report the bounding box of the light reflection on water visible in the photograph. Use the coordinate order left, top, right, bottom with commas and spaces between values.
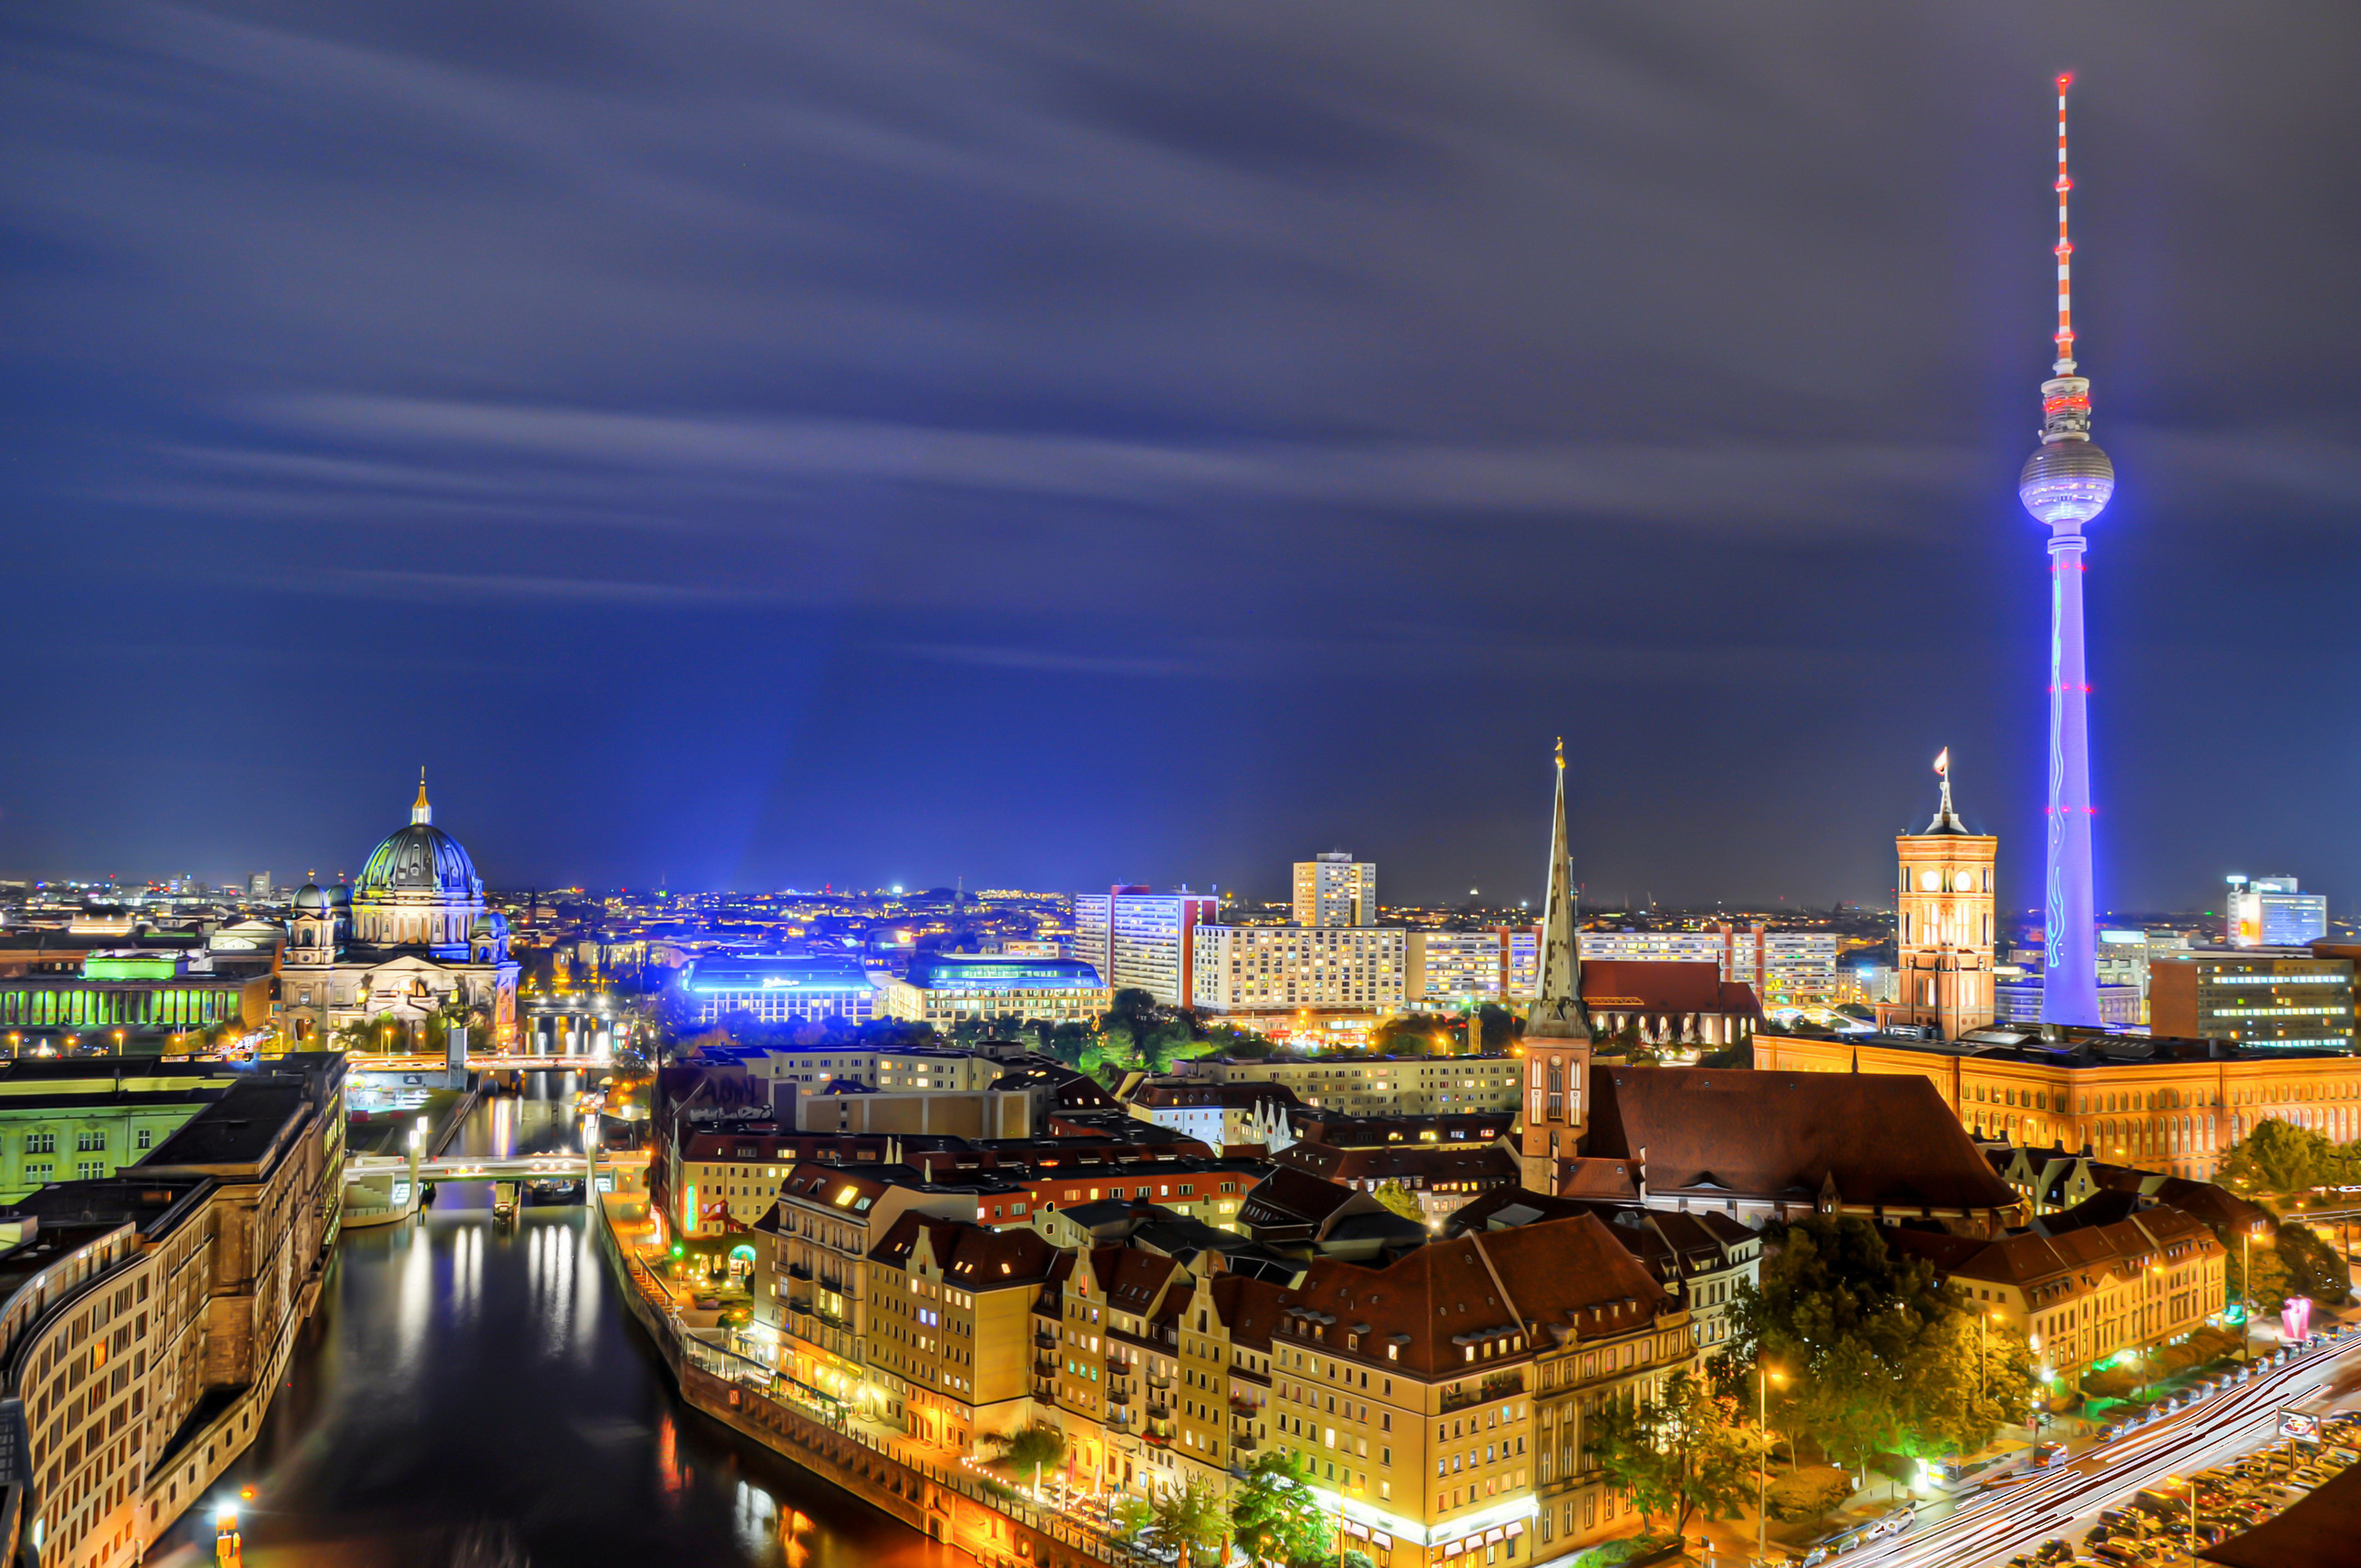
142, 1076, 952, 1568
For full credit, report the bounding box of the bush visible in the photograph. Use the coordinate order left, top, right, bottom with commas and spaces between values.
2080, 1367, 2139, 1401
1765, 1468, 1852, 1523
1568, 1532, 1676, 1568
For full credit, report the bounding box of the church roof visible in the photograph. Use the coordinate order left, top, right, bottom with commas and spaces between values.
356, 779, 482, 901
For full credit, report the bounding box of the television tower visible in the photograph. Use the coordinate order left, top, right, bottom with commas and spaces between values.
2016, 74, 2113, 1027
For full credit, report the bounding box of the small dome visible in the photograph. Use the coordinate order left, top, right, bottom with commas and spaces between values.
294, 882, 326, 912
356, 823, 481, 900
326, 882, 352, 906
469, 909, 509, 940
2018, 439, 2116, 528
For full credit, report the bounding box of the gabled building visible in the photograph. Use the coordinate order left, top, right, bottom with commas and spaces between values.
1581, 1066, 2022, 1233
864, 1214, 1060, 1451
1269, 1141, 1521, 1228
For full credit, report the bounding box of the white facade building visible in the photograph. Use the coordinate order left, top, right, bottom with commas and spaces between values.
1189, 923, 1407, 1012
2227, 876, 2327, 949
1068, 887, 1218, 1006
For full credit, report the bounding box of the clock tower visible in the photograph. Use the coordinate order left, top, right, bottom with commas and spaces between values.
1879, 749, 1997, 1039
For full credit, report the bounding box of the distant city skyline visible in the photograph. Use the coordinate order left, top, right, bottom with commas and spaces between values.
9, 8, 2361, 915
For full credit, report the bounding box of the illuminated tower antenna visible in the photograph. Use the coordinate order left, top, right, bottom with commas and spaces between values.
2016, 73, 2114, 1029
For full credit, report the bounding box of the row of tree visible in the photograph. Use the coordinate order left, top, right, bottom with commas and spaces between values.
988, 1433, 1353, 1568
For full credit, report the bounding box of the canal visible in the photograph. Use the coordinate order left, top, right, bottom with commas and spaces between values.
149, 1071, 952, 1568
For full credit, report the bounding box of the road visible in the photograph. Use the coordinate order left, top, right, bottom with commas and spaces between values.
1842, 1338, 2360, 1567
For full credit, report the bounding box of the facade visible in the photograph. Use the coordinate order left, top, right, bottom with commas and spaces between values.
1886, 1198, 2224, 1401
1756, 1030, 2361, 1181
679, 957, 878, 1026
1576, 927, 1840, 1006
2226, 877, 2326, 950
1069, 889, 1219, 1007
2148, 949, 2355, 1051
1294, 854, 1376, 928
1877, 757, 1997, 1040
0, 1060, 279, 1201
1190, 924, 1407, 1015
273, 780, 519, 1049
0, 953, 271, 1045
0, 1054, 345, 1568
1187, 1057, 1521, 1118
863, 1214, 1060, 1449
878, 954, 1111, 1027
1405, 929, 1542, 1008
1121, 1079, 1299, 1156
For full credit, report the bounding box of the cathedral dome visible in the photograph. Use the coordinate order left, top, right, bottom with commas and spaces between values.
294, 882, 326, 912
357, 823, 482, 900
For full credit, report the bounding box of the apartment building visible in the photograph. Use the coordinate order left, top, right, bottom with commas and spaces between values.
1887, 1199, 2225, 1398
863, 1214, 1061, 1450
1295, 855, 1376, 928
1191, 925, 1407, 1016
1186, 1057, 1521, 1118
1070, 889, 1220, 1007
1119, 1079, 1299, 1156
1577, 924, 1841, 1006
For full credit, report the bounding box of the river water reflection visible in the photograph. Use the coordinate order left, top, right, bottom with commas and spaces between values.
147, 1074, 950, 1568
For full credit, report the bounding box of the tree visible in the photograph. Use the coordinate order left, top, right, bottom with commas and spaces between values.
1147, 1474, 1231, 1568
986, 1423, 1067, 1491
2222, 1119, 2338, 1195
1372, 1014, 1456, 1057
1371, 1181, 1426, 1224
1230, 1451, 1331, 1567
1726, 1214, 2030, 1470
1583, 1368, 1754, 1535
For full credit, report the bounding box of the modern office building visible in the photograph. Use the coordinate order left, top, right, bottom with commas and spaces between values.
1293, 852, 1376, 927
1068, 888, 1219, 1006
878, 954, 1111, 1027
2225, 876, 2327, 949
2147, 949, 2355, 1051
678, 956, 877, 1026
1189, 923, 1407, 1014
1990, 974, 2143, 1029
1876, 754, 1997, 1040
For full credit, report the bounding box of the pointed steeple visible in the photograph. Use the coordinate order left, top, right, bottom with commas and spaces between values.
1528, 739, 1590, 1041
411, 769, 432, 826
1923, 748, 1970, 835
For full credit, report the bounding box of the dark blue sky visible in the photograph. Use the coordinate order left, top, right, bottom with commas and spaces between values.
5, 4, 2361, 911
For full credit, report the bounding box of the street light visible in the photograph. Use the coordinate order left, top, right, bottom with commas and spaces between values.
1757, 1362, 1785, 1562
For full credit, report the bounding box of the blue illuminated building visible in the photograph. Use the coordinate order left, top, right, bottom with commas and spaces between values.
680, 956, 877, 1026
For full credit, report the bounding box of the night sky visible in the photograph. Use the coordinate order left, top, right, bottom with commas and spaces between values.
6, 5, 2361, 911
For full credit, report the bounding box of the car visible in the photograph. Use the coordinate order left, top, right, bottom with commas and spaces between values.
2034, 1440, 2069, 1468
2097, 1422, 2122, 1442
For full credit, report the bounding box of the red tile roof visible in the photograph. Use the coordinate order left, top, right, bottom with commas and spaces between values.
1581, 961, 1761, 1017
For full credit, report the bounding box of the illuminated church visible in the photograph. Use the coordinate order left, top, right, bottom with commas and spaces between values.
273, 778, 519, 1049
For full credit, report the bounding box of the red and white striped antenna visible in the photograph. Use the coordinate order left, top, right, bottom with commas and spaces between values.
2053, 73, 2077, 372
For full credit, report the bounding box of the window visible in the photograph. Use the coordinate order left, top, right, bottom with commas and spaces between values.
135, 1129, 153, 1151
24, 1133, 55, 1155
77, 1161, 103, 1181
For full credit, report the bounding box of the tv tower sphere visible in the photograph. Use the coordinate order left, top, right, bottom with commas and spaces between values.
2018, 431, 2114, 528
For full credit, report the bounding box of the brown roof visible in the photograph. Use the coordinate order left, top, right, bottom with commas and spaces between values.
1271, 1142, 1520, 1186
2200, 1460, 2361, 1567
870, 1212, 1060, 1286
1581, 961, 1762, 1017
1237, 1166, 1361, 1237
1263, 1213, 1671, 1380
1888, 1203, 2223, 1312
1586, 1068, 2020, 1214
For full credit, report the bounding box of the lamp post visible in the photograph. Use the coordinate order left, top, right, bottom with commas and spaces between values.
1757, 1363, 1784, 1563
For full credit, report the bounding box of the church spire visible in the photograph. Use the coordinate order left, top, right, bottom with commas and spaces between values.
412, 769, 432, 826
1528, 739, 1590, 1041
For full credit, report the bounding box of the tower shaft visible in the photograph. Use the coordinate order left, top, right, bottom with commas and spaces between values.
2042, 531, 2100, 1026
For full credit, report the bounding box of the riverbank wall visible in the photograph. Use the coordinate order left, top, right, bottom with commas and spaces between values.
592, 1193, 1128, 1568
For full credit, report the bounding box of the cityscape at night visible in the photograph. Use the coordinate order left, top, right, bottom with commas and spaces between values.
5, 6, 2361, 1568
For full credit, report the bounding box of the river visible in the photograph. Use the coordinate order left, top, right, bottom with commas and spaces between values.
146, 1070, 953, 1568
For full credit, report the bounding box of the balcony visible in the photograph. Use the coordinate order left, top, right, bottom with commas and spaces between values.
1147, 1369, 1172, 1390
1231, 1430, 1258, 1453
786, 1262, 813, 1281
1146, 1402, 1170, 1421
1035, 1327, 1059, 1348
1108, 1387, 1132, 1408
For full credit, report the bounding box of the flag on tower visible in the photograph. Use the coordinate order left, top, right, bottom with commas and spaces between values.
1934, 748, 1949, 777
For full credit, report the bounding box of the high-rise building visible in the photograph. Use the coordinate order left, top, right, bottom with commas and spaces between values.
1878, 750, 1996, 1040
2226, 875, 2327, 949
1188, 924, 1406, 1014
1404, 925, 1541, 1006
1067, 887, 1218, 1006
2148, 949, 2355, 1050
1292, 851, 1375, 927
2017, 76, 2116, 1028
247, 871, 273, 897
1519, 742, 1592, 1187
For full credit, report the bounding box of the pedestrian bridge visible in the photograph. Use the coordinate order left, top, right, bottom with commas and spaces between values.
346, 1152, 601, 1180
